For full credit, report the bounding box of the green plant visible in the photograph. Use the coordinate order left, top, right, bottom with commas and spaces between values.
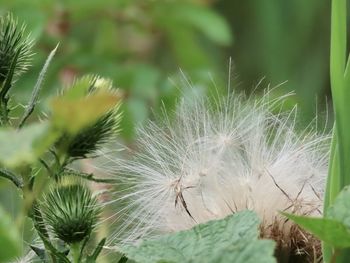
284, 0, 350, 262
217, 0, 330, 124
41, 183, 99, 244
0, 14, 121, 262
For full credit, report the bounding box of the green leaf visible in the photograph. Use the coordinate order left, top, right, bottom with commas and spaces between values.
0, 168, 23, 188
37, 232, 70, 263
328, 186, 350, 228
326, 0, 348, 261
120, 211, 276, 263
0, 122, 55, 168
18, 43, 59, 128
86, 238, 106, 262
282, 212, 350, 248
172, 3, 232, 46
324, 128, 341, 211
0, 206, 20, 262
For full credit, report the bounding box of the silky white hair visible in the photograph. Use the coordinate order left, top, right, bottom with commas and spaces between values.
11, 251, 36, 263
99, 87, 330, 248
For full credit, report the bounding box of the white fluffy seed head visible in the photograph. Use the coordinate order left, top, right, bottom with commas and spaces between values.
100, 89, 330, 250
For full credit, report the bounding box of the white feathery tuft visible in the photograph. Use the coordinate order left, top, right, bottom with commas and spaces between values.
10, 251, 36, 263
98, 86, 330, 250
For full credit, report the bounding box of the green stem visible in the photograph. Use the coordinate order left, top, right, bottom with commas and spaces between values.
0, 168, 23, 188
64, 168, 117, 183
0, 97, 9, 126
325, 0, 350, 262
71, 243, 81, 263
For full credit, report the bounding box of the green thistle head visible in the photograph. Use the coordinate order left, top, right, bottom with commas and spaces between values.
57, 75, 122, 158
41, 183, 100, 244
66, 110, 120, 157
0, 13, 33, 84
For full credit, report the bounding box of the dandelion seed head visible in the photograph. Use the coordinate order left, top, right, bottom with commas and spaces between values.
100, 87, 329, 258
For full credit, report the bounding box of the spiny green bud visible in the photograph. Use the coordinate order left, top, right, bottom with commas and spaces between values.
41, 183, 99, 244
0, 13, 33, 84
66, 110, 120, 157
57, 75, 122, 158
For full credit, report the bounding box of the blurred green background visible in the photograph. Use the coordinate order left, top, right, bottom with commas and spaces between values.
0, 0, 331, 138
0, 0, 332, 260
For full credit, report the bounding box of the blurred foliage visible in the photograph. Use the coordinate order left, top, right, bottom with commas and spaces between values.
217, 0, 331, 122
0, 0, 233, 140
0, 206, 20, 262
0, 0, 333, 134
0, 1, 335, 260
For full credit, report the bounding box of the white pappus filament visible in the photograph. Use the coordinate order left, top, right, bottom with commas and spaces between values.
100, 88, 330, 248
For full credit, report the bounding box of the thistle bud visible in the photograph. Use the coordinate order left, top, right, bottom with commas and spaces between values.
41, 183, 99, 244
56, 75, 121, 158
0, 13, 33, 85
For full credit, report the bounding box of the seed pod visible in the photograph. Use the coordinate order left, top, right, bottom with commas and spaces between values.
41, 183, 99, 244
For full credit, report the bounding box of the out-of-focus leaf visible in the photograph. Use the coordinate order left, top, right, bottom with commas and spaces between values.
86, 238, 106, 262
328, 186, 350, 228
120, 211, 276, 263
0, 206, 20, 262
131, 64, 160, 100
10, 6, 46, 39
173, 3, 232, 45
166, 25, 210, 69
120, 98, 148, 140
0, 122, 54, 168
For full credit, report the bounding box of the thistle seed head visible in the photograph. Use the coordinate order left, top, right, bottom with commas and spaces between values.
101, 88, 329, 260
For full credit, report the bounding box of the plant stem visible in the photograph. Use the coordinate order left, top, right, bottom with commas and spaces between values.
65, 168, 118, 183
0, 168, 23, 188
0, 94, 10, 126
71, 243, 81, 263
325, 0, 350, 262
